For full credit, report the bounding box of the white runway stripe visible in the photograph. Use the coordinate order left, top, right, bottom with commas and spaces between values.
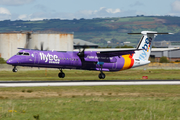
0, 81, 180, 87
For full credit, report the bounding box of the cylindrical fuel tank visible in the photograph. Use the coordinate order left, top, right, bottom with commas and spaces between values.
0, 33, 27, 60
0, 31, 74, 60
28, 32, 73, 51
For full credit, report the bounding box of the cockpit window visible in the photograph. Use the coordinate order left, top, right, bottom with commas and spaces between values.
16, 52, 30, 56
17, 52, 23, 55
24, 53, 29, 56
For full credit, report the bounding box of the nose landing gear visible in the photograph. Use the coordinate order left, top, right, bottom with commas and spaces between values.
58, 69, 65, 78
12, 66, 18, 72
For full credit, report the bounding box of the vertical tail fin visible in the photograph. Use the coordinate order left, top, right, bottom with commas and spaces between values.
129, 31, 173, 61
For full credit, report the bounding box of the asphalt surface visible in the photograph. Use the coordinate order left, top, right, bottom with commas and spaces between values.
1, 80, 180, 83
0, 80, 180, 87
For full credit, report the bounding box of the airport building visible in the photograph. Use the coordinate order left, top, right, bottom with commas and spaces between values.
153, 40, 180, 48
151, 48, 180, 62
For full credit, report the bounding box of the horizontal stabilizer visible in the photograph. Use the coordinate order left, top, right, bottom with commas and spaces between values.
128, 31, 174, 35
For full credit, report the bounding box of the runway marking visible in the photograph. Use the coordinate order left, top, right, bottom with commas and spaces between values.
0, 80, 180, 87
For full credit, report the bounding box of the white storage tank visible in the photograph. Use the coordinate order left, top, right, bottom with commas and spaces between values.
0, 33, 27, 60
0, 31, 74, 60
28, 31, 74, 51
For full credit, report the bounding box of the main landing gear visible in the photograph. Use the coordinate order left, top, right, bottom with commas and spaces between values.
98, 64, 105, 79
99, 72, 105, 79
12, 66, 18, 72
58, 69, 65, 78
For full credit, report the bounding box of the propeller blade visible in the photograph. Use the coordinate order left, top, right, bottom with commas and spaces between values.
41, 42, 44, 51
24, 42, 29, 48
77, 44, 89, 57
76, 42, 81, 52
24, 32, 31, 48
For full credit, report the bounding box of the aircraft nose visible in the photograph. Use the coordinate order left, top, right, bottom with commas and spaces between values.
6, 59, 15, 65
6, 58, 19, 65
6, 60, 11, 64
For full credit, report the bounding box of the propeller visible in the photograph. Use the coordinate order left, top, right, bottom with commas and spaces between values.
23, 32, 49, 51
24, 32, 31, 48
34, 42, 49, 51
41, 42, 43, 51
77, 44, 88, 58
76, 44, 89, 68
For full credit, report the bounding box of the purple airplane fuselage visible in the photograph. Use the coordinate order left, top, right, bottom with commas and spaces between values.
7, 49, 135, 72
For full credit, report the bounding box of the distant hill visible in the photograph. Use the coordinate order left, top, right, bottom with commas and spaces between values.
1, 16, 180, 47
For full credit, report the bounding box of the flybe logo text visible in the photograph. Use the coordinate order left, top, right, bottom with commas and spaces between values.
39, 52, 60, 63
139, 37, 153, 61
142, 37, 152, 51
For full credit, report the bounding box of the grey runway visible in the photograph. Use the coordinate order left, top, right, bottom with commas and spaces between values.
0, 80, 180, 87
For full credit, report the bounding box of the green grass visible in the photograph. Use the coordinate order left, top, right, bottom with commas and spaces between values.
0, 85, 180, 120
1, 97, 180, 120
0, 69, 180, 81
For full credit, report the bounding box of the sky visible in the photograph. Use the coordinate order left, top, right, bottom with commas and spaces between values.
0, 0, 180, 21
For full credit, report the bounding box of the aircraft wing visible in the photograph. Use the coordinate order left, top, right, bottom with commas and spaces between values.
96, 49, 139, 57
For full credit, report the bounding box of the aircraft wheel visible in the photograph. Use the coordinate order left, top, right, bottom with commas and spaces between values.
58, 73, 62, 78
58, 72, 65, 78
12, 67, 18, 72
61, 73, 65, 78
98, 73, 102, 79
99, 73, 105, 79
101, 73, 105, 79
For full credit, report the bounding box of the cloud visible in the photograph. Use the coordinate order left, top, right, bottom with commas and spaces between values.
0, 7, 11, 15
17, 7, 123, 20
0, 0, 35, 6
96, 7, 121, 14
0, 7, 11, 20
171, 0, 180, 12
18, 14, 28, 19
75, 7, 122, 18
106, 8, 121, 14
2, 7, 138, 21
